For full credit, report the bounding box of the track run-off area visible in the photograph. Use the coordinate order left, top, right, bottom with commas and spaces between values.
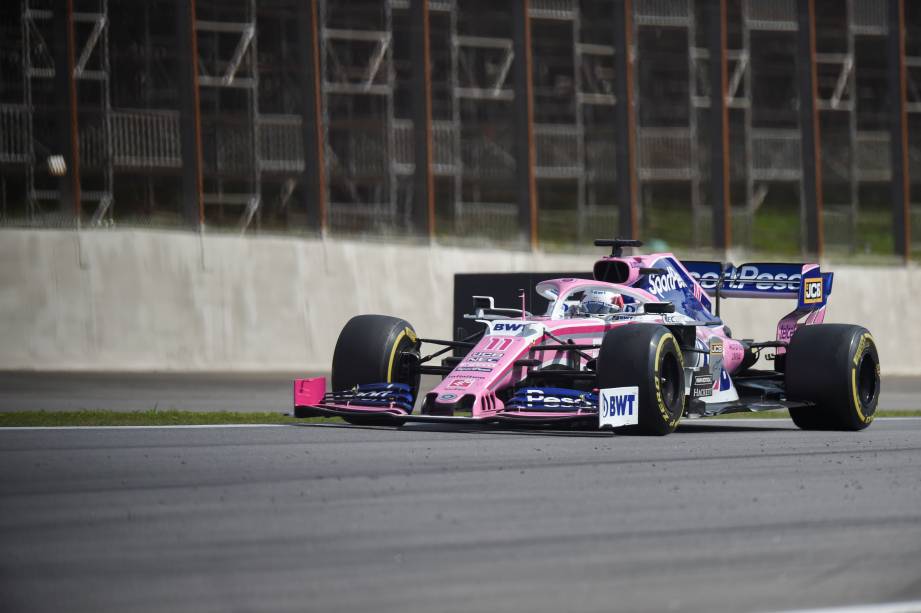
2, 418, 921, 613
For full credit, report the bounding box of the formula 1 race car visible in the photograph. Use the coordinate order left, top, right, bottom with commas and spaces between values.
294, 238, 880, 434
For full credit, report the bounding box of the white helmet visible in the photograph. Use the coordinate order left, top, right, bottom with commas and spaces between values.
581, 288, 622, 315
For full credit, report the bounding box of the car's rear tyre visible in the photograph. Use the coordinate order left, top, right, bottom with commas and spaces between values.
332, 314, 421, 426
596, 324, 685, 435
785, 324, 880, 431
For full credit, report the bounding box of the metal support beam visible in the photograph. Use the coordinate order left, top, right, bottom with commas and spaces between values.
411, 0, 435, 239
707, 0, 731, 251
54, 0, 81, 219
613, 0, 638, 240
297, 0, 326, 234
512, 0, 538, 249
796, 0, 824, 257
176, 0, 204, 228
888, 0, 911, 260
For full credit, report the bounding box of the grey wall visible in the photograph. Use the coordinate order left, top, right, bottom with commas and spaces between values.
1, 229, 918, 374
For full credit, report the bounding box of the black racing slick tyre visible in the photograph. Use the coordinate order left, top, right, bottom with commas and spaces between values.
596, 324, 685, 435
331, 314, 421, 427
785, 324, 880, 431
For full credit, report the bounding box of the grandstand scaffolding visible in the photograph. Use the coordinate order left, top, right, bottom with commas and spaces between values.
0, 0, 916, 259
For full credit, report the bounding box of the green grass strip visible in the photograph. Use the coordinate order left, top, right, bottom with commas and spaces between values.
0, 410, 341, 428
0, 409, 918, 428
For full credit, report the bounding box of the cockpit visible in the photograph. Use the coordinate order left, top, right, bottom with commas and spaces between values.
537, 279, 655, 320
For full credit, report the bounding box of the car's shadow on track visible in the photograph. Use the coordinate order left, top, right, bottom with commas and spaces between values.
290, 420, 796, 436
290, 421, 615, 437
676, 421, 796, 433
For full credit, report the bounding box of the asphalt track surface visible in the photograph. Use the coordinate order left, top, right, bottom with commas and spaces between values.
2, 418, 921, 613
1, 371, 920, 412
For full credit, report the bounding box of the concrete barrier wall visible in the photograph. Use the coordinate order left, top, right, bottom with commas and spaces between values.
1, 228, 919, 374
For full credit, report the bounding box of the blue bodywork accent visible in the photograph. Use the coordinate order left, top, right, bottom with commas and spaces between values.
505, 387, 598, 412
638, 257, 714, 321
324, 383, 415, 413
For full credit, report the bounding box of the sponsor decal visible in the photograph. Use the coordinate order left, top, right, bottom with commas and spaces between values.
599, 386, 640, 428
728, 265, 801, 291
439, 393, 458, 401
454, 366, 493, 373
802, 277, 823, 304
468, 351, 503, 363
718, 367, 731, 391
446, 378, 477, 389
647, 267, 688, 296
689, 266, 804, 291
523, 389, 581, 407
709, 340, 723, 355
493, 323, 525, 333
689, 270, 721, 290
691, 373, 714, 398
777, 320, 798, 342
355, 390, 392, 399
484, 337, 514, 350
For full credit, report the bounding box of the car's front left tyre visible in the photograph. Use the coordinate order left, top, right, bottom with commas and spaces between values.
331, 314, 421, 426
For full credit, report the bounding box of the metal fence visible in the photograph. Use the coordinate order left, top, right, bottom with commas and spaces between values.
0, 0, 919, 261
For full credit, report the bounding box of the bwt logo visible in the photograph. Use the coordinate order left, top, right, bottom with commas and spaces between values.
601, 392, 636, 417
648, 267, 687, 296
494, 323, 524, 332
802, 278, 823, 304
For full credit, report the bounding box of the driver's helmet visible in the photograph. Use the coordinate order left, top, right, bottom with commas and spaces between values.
581, 288, 624, 315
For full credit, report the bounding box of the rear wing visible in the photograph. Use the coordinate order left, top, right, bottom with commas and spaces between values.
682, 261, 833, 310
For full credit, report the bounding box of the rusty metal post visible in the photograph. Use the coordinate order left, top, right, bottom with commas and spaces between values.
411, 0, 435, 239
797, 0, 824, 257
888, 0, 911, 260
613, 0, 638, 240
512, 0, 538, 249
708, 0, 731, 251
176, 0, 204, 228
298, 0, 327, 234
54, 0, 82, 219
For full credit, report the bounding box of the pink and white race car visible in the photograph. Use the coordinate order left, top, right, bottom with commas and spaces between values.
294, 239, 880, 434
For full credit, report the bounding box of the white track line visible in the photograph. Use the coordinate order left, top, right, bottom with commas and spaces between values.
0, 424, 291, 431
762, 599, 921, 613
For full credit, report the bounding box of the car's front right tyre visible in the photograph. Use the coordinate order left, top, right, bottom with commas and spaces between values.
596, 324, 685, 435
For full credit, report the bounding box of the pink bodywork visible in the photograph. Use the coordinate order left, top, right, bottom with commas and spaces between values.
293, 377, 326, 407
421, 256, 747, 420
299, 252, 820, 422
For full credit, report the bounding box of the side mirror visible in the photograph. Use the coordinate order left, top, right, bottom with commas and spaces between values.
644, 302, 676, 314
472, 296, 495, 311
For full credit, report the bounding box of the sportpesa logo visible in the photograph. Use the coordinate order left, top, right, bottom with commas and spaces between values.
647, 267, 687, 296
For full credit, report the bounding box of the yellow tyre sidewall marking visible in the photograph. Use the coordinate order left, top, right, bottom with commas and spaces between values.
387, 328, 413, 382
654, 333, 684, 428
851, 333, 875, 424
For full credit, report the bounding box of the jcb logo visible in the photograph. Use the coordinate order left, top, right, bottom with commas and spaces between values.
803, 278, 823, 304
